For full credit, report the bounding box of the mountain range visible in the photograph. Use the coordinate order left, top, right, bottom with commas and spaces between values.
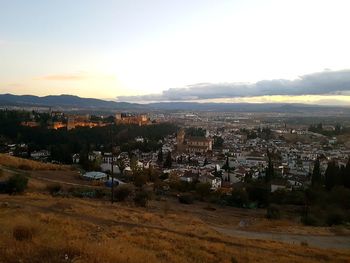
1, 93, 350, 114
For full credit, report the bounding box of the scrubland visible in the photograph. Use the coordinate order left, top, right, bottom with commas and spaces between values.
0, 154, 69, 171
0, 193, 349, 263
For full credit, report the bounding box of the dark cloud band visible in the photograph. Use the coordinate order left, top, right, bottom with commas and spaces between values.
117, 69, 350, 102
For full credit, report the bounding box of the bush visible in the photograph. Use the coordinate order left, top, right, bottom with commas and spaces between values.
133, 174, 147, 188
114, 185, 132, 201
195, 182, 211, 200
134, 190, 151, 207
266, 205, 281, 219
94, 188, 109, 199
13, 225, 34, 241
326, 208, 345, 226
229, 189, 249, 207
6, 174, 28, 194
0, 181, 8, 193
18, 164, 33, 170
301, 213, 321, 226
178, 194, 194, 204
47, 183, 62, 195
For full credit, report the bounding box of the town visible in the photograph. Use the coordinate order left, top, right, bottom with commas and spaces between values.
1, 108, 350, 220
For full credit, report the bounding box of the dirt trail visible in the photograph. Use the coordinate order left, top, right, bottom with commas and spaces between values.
212, 226, 350, 250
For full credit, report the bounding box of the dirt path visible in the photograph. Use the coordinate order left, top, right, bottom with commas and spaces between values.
212, 226, 350, 250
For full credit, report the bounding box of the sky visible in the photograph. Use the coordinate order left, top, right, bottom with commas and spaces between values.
0, 0, 350, 105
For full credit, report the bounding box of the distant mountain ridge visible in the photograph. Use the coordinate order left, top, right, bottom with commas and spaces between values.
0, 94, 145, 110
1, 94, 350, 114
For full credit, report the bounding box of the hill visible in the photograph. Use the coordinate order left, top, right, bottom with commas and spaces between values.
1, 94, 350, 114
0, 94, 146, 110
1, 192, 350, 263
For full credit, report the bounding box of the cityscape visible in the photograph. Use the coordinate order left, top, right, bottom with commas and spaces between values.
1, 1, 350, 262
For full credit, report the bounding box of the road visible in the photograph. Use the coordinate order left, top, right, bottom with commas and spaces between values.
212, 226, 350, 250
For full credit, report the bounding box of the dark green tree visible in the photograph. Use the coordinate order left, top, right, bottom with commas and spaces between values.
195, 182, 211, 200
265, 154, 274, 183
164, 151, 172, 168
344, 158, 350, 188
311, 158, 322, 186
157, 148, 163, 163
324, 160, 339, 191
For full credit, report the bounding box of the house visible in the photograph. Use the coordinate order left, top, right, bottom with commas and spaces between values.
82, 171, 107, 181
72, 154, 80, 164
100, 163, 120, 174
199, 174, 221, 190
30, 150, 50, 160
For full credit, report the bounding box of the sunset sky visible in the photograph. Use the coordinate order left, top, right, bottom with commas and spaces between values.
1, 0, 350, 104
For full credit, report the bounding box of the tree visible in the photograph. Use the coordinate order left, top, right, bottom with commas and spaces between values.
164, 151, 172, 168
195, 182, 211, 200
134, 190, 151, 207
213, 136, 224, 148
157, 148, 163, 163
311, 158, 322, 186
265, 154, 274, 183
6, 174, 28, 194
114, 185, 132, 201
203, 157, 208, 166
222, 156, 230, 171
230, 189, 248, 207
324, 160, 339, 191
343, 158, 350, 188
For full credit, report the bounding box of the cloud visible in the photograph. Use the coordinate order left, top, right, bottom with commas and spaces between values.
117, 69, 350, 102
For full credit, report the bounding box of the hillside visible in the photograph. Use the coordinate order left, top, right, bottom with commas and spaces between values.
0, 154, 69, 171
1, 193, 350, 263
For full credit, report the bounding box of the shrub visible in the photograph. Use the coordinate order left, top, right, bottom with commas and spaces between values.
18, 164, 33, 170
301, 213, 320, 226
94, 188, 109, 199
326, 208, 345, 226
134, 190, 151, 207
229, 189, 249, 207
0, 181, 8, 193
300, 241, 308, 247
6, 174, 28, 194
195, 182, 211, 200
114, 185, 132, 201
133, 174, 147, 188
266, 205, 281, 219
13, 225, 34, 241
47, 183, 62, 195
178, 194, 194, 204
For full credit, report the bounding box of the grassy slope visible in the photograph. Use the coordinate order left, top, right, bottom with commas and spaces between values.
0, 193, 349, 263
0, 154, 69, 171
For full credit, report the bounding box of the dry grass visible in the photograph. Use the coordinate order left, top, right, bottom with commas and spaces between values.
0, 154, 69, 171
0, 193, 349, 263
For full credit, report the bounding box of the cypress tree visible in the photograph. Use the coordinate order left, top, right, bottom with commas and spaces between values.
311, 158, 322, 186
324, 160, 339, 191
344, 158, 350, 188
164, 151, 172, 168
157, 148, 163, 163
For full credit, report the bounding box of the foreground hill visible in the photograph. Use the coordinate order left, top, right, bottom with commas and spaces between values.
0, 192, 349, 263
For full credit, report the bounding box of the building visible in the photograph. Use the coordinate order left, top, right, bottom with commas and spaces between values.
176, 128, 213, 154
186, 137, 213, 154
115, 113, 150, 126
